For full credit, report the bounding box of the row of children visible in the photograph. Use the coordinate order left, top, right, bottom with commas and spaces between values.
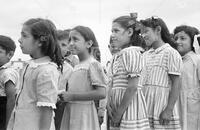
0, 12, 199, 130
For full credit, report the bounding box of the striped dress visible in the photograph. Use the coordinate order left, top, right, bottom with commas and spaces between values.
139, 44, 182, 129
108, 47, 150, 130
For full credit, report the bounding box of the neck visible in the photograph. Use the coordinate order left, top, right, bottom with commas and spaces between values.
152, 39, 165, 49
31, 50, 45, 59
78, 52, 91, 62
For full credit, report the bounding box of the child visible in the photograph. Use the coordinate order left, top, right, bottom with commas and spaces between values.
55, 29, 73, 130
107, 14, 149, 130
0, 35, 19, 130
59, 26, 107, 130
7, 18, 63, 130
139, 17, 182, 129
173, 25, 200, 130
57, 29, 79, 67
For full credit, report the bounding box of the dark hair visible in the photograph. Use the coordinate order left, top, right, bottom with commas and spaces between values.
24, 18, 63, 70
113, 15, 146, 48
57, 29, 71, 40
71, 26, 100, 60
140, 17, 176, 48
0, 35, 16, 53
174, 25, 200, 51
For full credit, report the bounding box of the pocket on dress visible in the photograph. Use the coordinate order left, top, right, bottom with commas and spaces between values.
187, 98, 200, 113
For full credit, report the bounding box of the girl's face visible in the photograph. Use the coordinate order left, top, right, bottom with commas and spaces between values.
58, 38, 70, 57
18, 25, 39, 55
111, 22, 131, 49
69, 30, 90, 55
174, 31, 192, 56
141, 26, 158, 47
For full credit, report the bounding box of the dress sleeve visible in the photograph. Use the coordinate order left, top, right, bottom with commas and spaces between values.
2, 68, 19, 86
89, 61, 108, 88
167, 50, 182, 75
122, 49, 142, 78
36, 67, 59, 109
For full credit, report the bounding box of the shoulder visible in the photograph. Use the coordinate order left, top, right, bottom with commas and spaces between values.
121, 46, 143, 54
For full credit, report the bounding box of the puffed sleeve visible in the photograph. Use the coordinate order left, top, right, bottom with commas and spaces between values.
196, 57, 200, 81
36, 66, 59, 109
2, 68, 19, 86
121, 48, 142, 78
89, 61, 108, 88
167, 49, 182, 75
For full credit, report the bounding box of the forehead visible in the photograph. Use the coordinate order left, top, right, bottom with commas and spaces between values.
58, 39, 69, 44
21, 25, 31, 34
69, 30, 83, 38
112, 22, 124, 29
0, 46, 6, 52
174, 31, 189, 37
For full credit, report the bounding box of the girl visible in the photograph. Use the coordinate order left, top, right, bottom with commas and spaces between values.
139, 17, 182, 129
107, 14, 150, 130
7, 18, 63, 130
59, 26, 107, 130
173, 25, 200, 130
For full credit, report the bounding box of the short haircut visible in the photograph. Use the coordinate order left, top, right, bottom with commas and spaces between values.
0, 35, 16, 53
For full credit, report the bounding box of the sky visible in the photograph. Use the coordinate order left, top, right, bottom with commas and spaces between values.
0, 0, 200, 65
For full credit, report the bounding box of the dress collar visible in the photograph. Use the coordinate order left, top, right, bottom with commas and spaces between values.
148, 43, 170, 54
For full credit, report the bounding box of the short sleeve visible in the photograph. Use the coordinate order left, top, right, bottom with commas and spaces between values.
36, 67, 59, 109
89, 61, 108, 88
122, 48, 142, 78
167, 50, 182, 75
196, 56, 200, 81
1, 68, 19, 86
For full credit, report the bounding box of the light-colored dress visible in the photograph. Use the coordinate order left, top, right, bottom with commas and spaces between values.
179, 51, 200, 130
108, 47, 150, 130
140, 44, 182, 129
7, 56, 60, 130
0, 62, 19, 129
60, 57, 107, 130
0, 62, 19, 96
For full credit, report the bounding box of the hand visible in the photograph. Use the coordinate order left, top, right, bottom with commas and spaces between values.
159, 108, 173, 125
111, 109, 123, 127
98, 116, 104, 125
58, 91, 74, 102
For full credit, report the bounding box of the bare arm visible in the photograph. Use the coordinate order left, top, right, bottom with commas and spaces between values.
159, 74, 180, 125
60, 86, 106, 101
115, 77, 138, 116
5, 80, 16, 126
166, 74, 180, 110
39, 107, 53, 130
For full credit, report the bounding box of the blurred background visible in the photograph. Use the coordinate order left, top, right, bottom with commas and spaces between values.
0, 0, 199, 65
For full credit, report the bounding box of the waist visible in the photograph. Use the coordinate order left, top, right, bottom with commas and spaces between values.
68, 100, 94, 105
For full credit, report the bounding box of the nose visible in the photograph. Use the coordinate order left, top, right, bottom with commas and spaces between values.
18, 38, 22, 44
175, 38, 181, 44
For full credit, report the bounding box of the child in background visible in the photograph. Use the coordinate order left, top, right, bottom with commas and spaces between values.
107, 14, 149, 130
0, 35, 19, 130
139, 17, 182, 129
174, 25, 200, 130
55, 29, 73, 130
59, 26, 107, 130
7, 18, 63, 130
57, 29, 79, 67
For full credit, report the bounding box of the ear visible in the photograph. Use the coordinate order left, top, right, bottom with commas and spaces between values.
7, 51, 14, 60
86, 40, 93, 48
127, 28, 134, 37
155, 26, 161, 34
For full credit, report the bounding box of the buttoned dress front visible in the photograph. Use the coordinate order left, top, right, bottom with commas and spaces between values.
108, 47, 150, 130
140, 44, 182, 129
179, 51, 200, 130
7, 56, 60, 130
